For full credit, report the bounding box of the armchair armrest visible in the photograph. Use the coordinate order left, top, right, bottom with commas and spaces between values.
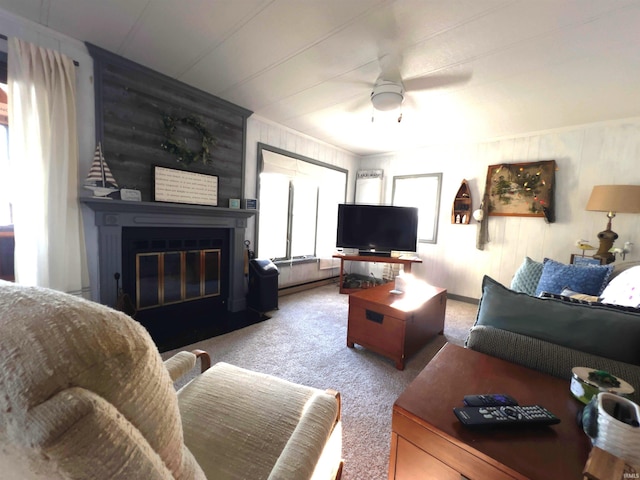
267, 389, 342, 480
192, 349, 211, 372
164, 350, 211, 382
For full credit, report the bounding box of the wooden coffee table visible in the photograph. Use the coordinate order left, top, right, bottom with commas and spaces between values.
347, 282, 446, 370
389, 343, 591, 479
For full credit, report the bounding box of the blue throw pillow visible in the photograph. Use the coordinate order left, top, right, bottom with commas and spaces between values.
534, 258, 613, 297
510, 256, 543, 296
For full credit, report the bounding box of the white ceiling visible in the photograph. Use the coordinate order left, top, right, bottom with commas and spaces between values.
2, 0, 640, 156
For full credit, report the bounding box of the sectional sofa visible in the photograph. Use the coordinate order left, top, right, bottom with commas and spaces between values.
465, 258, 640, 404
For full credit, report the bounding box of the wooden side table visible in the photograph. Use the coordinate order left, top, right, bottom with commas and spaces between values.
347, 282, 446, 370
389, 343, 591, 479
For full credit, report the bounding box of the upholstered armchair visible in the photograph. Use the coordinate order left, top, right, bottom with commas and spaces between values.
0, 281, 342, 479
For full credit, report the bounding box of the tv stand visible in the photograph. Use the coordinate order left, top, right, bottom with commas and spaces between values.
332, 254, 422, 294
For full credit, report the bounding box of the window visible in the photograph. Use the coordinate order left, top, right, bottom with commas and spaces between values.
0, 119, 9, 225
392, 173, 443, 244
0, 52, 10, 226
257, 144, 347, 261
0, 52, 14, 282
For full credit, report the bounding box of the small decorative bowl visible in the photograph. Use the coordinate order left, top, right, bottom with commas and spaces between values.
570, 367, 634, 405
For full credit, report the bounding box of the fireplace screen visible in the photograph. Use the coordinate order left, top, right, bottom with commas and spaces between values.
136, 249, 221, 310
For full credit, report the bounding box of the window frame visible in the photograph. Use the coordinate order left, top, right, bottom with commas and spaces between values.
0, 51, 14, 281
256, 143, 347, 263
391, 173, 443, 244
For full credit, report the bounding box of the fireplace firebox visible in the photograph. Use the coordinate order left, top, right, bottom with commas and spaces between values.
121, 226, 229, 330
81, 198, 256, 342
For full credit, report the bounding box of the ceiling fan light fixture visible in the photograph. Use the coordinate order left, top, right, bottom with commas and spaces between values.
370, 81, 404, 111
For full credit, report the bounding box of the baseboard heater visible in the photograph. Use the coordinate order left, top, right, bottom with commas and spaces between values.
278, 276, 339, 297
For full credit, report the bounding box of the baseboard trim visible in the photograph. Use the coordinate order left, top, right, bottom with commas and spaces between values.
447, 293, 479, 305
277, 279, 479, 304
279, 277, 339, 297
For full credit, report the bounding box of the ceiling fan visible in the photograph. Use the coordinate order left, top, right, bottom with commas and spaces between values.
367, 52, 472, 123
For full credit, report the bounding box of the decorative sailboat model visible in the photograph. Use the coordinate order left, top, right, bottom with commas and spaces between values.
84, 142, 119, 198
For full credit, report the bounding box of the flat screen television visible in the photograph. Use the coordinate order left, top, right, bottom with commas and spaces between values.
336, 204, 418, 256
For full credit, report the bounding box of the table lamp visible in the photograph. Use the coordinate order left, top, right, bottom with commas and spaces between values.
585, 185, 640, 263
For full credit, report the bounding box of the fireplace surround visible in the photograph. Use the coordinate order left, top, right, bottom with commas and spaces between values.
81, 198, 255, 315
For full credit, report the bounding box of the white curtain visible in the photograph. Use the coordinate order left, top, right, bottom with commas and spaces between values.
7, 38, 89, 296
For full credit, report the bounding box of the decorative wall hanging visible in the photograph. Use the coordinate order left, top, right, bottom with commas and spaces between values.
160, 114, 217, 165
451, 179, 472, 224
485, 160, 556, 222
153, 165, 218, 206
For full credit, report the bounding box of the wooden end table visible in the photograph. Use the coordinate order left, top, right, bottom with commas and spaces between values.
347, 282, 446, 370
389, 343, 591, 479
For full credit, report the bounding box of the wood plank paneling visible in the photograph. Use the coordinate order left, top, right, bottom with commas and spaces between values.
87, 43, 252, 204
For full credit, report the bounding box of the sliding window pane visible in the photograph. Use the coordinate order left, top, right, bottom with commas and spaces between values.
258, 173, 288, 258
291, 178, 317, 257
316, 168, 346, 258
0, 124, 11, 226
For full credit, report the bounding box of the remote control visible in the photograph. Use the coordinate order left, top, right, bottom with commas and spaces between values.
463, 394, 518, 407
453, 405, 561, 428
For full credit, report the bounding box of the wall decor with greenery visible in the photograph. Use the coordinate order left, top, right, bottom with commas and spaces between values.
160, 114, 217, 165
485, 160, 556, 222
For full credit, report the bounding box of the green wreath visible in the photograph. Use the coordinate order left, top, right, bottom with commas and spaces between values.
161, 114, 216, 165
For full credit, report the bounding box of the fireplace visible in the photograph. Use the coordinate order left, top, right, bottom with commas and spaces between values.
81, 198, 255, 318
121, 226, 230, 331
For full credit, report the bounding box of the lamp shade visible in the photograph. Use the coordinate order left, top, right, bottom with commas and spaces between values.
586, 185, 640, 214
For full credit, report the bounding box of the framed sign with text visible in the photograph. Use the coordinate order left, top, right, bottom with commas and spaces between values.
153, 165, 218, 206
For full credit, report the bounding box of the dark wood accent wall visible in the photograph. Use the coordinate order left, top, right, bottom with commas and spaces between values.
86, 43, 252, 204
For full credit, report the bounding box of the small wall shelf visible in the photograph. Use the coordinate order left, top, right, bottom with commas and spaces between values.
452, 179, 472, 224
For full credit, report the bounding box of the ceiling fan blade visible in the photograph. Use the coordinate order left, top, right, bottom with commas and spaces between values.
377, 52, 403, 83
365, 8, 404, 83
403, 72, 472, 92
344, 95, 371, 114
402, 94, 417, 110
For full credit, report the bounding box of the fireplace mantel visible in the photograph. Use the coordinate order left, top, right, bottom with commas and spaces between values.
81, 197, 256, 312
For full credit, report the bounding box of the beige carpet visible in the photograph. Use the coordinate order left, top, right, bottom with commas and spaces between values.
162, 283, 478, 480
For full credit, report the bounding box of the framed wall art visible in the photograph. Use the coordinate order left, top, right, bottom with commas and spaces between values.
153, 165, 218, 206
485, 160, 556, 221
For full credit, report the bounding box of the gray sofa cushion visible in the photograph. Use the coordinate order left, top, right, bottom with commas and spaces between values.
475, 275, 640, 365
466, 325, 640, 404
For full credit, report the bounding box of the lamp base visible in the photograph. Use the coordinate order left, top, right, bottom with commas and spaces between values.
593, 228, 618, 264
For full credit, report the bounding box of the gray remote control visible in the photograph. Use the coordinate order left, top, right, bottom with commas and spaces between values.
453, 405, 561, 428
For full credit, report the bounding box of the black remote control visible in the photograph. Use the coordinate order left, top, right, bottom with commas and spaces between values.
453, 405, 561, 428
463, 394, 518, 407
